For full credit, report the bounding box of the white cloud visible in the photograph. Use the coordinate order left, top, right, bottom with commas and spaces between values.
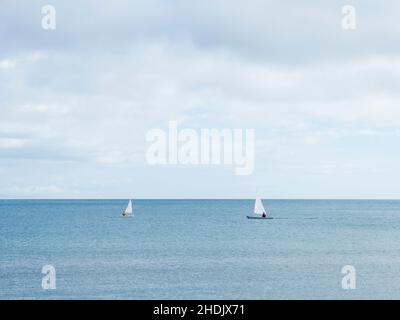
0, 52, 44, 69
1, 2, 400, 198
0, 59, 17, 69
0, 185, 64, 196
0, 138, 27, 148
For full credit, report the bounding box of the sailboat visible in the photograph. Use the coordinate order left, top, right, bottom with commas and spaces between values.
247, 196, 273, 219
122, 199, 133, 217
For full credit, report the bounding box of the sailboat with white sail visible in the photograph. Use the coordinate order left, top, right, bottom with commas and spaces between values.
122, 199, 133, 217
247, 196, 273, 219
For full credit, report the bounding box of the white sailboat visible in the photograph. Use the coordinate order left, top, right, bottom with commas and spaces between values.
247, 196, 273, 219
122, 199, 133, 217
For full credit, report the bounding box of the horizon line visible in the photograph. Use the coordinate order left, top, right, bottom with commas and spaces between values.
1, 198, 400, 201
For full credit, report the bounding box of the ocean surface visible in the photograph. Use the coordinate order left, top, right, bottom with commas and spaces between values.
1, 199, 400, 299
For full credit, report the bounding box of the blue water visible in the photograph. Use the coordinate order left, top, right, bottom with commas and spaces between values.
1, 199, 400, 299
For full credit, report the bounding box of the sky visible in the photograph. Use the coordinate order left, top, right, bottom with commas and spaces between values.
1, 1, 400, 199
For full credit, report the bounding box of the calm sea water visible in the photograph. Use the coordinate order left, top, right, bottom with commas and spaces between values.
1, 199, 400, 299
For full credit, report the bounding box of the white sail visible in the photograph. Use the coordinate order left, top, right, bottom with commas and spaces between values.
123, 200, 133, 216
254, 196, 267, 216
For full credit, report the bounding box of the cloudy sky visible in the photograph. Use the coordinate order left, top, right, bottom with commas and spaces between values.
1, 1, 400, 199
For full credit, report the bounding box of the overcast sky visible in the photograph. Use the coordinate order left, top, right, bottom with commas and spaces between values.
1, 1, 400, 199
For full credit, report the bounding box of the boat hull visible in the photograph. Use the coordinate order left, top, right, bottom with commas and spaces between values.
122, 214, 133, 217
246, 216, 273, 219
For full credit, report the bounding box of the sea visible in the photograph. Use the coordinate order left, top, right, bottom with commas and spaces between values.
1, 199, 400, 299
